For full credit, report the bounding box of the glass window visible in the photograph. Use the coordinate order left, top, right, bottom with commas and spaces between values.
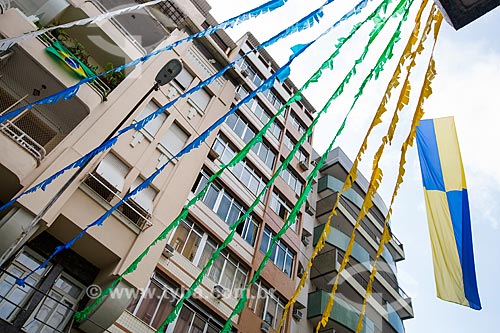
248, 281, 287, 329
193, 170, 260, 246
160, 122, 189, 155
280, 167, 304, 196
260, 227, 295, 277
169, 219, 203, 262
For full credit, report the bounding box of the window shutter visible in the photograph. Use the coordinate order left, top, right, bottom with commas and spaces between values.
136, 101, 167, 137
175, 68, 194, 91
160, 122, 189, 154
96, 154, 129, 191
190, 89, 211, 112
130, 178, 157, 214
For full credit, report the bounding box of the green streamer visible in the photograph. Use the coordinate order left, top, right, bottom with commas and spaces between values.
155, 1, 407, 331
221, 0, 413, 332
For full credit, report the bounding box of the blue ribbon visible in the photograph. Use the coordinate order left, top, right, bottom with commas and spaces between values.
13, 0, 340, 285
0, 0, 288, 125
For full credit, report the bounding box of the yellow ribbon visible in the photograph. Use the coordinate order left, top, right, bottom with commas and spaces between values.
276, 1, 430, 331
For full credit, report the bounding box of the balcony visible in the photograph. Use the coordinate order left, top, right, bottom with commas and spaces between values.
317, 175, 406, 262
307, 290, 377, 333
311, 225, 414, 321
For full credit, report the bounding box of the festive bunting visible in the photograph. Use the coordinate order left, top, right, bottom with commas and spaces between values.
0, 0, 289, 125
15, 0, 343, 291
74, 0, 374, 323
354, 6, 441, 331
0, 0, 168, 51
0, 0, 331, 213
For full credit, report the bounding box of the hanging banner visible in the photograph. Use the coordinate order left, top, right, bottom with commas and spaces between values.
46, 40, 95, 78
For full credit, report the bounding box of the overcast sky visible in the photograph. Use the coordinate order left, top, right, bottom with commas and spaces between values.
206, 0, 500, 331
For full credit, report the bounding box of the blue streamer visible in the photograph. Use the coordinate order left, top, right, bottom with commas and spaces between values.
14, 0, 342, 285
1, 0, 335, 213
0, 0, 288, 125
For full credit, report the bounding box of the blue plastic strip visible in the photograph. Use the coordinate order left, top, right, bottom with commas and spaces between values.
0, 0, 335, 213
0, 0, 288, 125
14, 0, 340, 285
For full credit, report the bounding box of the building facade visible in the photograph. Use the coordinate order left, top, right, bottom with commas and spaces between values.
0, 1, 413, 333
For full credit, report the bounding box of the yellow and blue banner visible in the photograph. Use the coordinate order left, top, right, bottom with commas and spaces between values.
46, 40, 95, 78
416, 116, 481, 310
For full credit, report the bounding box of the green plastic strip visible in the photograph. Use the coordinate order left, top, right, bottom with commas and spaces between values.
221, 0, 413, 332
155, 1, 401, 331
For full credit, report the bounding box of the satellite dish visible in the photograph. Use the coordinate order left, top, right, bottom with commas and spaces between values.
155, 59, 183, 86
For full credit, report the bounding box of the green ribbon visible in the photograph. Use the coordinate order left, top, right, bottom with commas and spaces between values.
221, 0, 413, 332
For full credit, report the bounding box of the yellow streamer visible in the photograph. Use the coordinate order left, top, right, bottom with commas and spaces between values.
355, 10, 443, 333
276, 1, 430, 332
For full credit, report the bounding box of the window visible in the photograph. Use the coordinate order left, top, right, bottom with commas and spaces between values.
270, 191, 299, 231
248, 280, 287, 329
120, 177, 157, 229
236, 58, 264, 87
263, 89, 283, 111
289, 112, 308, 139
245, 99, 282, 140
174, 68, 194, 91
225, 113, 276, 170
160, 122, 189, 156
136, 101, 167, 137
129, 177, 158, 214
170, 218, 204, 261
280, 167, 304, 195
260, 227, 295, 277
283, 133, 308, 163
212, 135, 267, 197
193, 171, 260, 246
84, 153, 130, 202
0, 250, 84, 332
189, 88, 211, 112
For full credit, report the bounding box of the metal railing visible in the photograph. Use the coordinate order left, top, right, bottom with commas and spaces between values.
0, 119, 46, 162
84, 173, 153, 231
36, 32, 111, 101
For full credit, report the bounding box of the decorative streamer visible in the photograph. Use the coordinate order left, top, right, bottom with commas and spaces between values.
0, 0, 288, 125
222, 0, 418, 332
316, 7, 440, 332
0, 0, 167, 51
74, 0, 374, 324
354, 6, 441, 332
278, 0, 430, 328
0, 0, 333, 213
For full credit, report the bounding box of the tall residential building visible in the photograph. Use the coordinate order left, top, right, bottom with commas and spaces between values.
0, 1, 413, 333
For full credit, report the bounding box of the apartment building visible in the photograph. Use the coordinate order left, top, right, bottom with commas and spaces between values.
0, 1, 413, 333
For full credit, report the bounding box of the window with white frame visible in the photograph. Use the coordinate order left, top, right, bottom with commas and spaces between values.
189, 88, 211, 113
212, 134, 267, 197
225, 112, 276, 170
128, 272, 224, 331
260, 227, 295, 277
136, 101, 167, 138
263, 89, 283, 111
283, 133, 308, 163
280, 166, 304, 196
270, 191, 299, 231
235, 58, 264, 87
248, 280, 287, 329
84, 153, 130, 202
289, 112, 307, 136
0, 249, 85, 332
245, 98, 282, 140
173, 68, 194, 91
160, 122, 190, 156
193, 170, 260, 246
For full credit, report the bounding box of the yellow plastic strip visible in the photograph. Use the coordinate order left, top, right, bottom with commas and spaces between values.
276, 1, 429, 331
355, 8, 443, 332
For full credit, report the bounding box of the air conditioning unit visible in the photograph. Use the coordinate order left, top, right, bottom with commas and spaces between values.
297, 265, 305, 278
240, 68, 250, 78
305, 202, 316, 216
298, 160, 309, 171
208, 148, 220, 161
292, 308, 303, 321
163, 244, 175, 258
301, 235, 310, 247
213, 284, 225, 300
260, 321, 271, 333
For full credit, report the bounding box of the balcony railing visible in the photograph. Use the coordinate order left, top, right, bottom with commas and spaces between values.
0, 119, 46, 162
36, 32, 111, 101
84, 173, 152, 231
